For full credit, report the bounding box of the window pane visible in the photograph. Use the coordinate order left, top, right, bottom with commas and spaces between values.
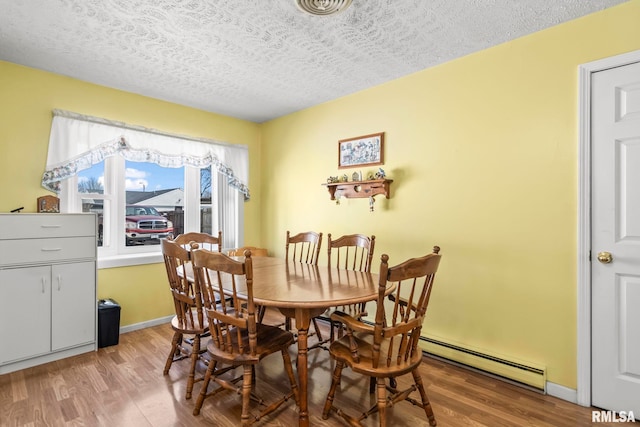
200, 167, 213, 234
78, 163, 104, 194
124, 161, 184, 246
82, 198, 104, 247
78, 163, 105, 247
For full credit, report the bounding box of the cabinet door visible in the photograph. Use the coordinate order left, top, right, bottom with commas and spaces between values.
0, 267, 51, 363
51, 262, 96, 351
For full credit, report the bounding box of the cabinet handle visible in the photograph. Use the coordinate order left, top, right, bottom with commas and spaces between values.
41, 248, 62, 252
57, 275, 62, 291
41, 277, 46, 293
40, 224, 62, 228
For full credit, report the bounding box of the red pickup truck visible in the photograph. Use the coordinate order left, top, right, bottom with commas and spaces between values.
125, 205, 174, 246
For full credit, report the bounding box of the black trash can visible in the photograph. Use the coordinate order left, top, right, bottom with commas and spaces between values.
98, 299, 121, 348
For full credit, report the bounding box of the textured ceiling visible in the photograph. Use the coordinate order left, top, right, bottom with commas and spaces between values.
0, 0, 627, 123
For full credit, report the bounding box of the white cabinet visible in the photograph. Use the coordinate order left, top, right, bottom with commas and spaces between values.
0, 213, 97, 374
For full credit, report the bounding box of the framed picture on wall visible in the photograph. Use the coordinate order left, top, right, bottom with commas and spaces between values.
338, 132, 384, 169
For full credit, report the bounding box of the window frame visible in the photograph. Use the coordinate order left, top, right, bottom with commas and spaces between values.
60, 156, 243, 269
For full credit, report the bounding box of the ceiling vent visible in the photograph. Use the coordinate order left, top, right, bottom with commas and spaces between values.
295, 0, 353, 16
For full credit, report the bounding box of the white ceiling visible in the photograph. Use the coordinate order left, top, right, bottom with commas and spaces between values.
0, 0, 627, 123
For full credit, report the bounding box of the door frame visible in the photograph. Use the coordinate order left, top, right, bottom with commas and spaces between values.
577, 48, 640, 407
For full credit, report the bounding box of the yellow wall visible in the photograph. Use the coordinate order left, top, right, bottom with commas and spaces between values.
0, 62, 262, 327
1, 1, 639, 390
260, 1, 640, 388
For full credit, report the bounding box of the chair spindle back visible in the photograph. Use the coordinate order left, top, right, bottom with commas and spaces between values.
173, 231, 222, 254
161, 238, 205, 331
192, 248, 256, 357
373, 246, 441, 369
327, 233, 375, 273
285, 230, 322, 265
227, 246, 268, 257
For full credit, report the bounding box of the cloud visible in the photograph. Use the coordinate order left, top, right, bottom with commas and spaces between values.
125, 167, 149, 190
125, 178, 149, 190
125, 168, 148, 179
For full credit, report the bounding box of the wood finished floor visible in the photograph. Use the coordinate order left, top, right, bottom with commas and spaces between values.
0, 310, 627, 426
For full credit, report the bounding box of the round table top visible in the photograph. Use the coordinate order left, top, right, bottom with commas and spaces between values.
181, 256, 386, 310
246, 257, 383, 309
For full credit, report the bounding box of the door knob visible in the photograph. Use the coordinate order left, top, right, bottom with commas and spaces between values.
597, 251, 613, 264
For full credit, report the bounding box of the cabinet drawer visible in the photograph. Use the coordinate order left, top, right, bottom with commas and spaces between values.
0, 237, 96, 266
0, 214, 96, 239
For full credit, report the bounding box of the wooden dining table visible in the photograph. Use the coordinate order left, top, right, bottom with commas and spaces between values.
181, 256, 387, 427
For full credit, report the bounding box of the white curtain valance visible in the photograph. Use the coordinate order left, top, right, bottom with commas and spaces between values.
42, 110, 250, 200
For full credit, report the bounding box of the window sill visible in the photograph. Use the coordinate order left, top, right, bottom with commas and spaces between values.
98, 252, 163, 269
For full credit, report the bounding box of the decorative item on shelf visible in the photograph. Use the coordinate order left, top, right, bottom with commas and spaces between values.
341, 174, 349, 182
37, 195, 60, 213
351, 171, 361, 182
366, 171, 375, 180
374, 167, 386, 179
327, 176, 339, 184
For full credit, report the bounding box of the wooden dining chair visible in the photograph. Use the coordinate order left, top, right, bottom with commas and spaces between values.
285, 230, 322, 265
171, 232, 223, 338
326, 233, 376, 341
284, 230, 327, 345
173, 231, 222, 253
227, 246, 270, 323
191, 248, 299, 426
322, 247, 442, 427
228, 246, 268, 257
161, 238, 209, 400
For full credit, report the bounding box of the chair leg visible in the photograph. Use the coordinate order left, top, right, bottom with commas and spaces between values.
257, 305, 266, 324
322, 361, 344, 419
389, 377, 397, 389
377, 377, 387, 427
193, 358, 217, 416
412, 369, 437, 426
241, 365, 253, 426
309, 317, 326, 350
281, 350, 299, 405
164, 331, 182, 374
185, 334, 200, 399
337, 320, 345, 339
312, 318, 324, 343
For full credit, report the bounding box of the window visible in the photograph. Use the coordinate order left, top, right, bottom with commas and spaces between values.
44, 110, 249, 269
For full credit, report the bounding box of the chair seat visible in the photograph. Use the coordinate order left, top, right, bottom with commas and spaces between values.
170, 312, 209, 335
329, 332, 423, 378
206, 323, 295, 365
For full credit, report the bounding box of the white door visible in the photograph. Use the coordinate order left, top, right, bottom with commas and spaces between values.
591, 60, 640, 414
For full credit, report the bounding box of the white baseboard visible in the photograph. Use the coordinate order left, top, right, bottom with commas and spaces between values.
546, 381, 578, 404
119, 315, 173, 334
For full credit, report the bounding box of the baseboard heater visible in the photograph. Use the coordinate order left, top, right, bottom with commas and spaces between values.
418, 336, 546, 392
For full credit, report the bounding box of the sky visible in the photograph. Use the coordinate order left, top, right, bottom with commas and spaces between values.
78, 161, 185, 192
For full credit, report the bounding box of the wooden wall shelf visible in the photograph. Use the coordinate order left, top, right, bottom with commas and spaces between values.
322, 179, 393, 200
